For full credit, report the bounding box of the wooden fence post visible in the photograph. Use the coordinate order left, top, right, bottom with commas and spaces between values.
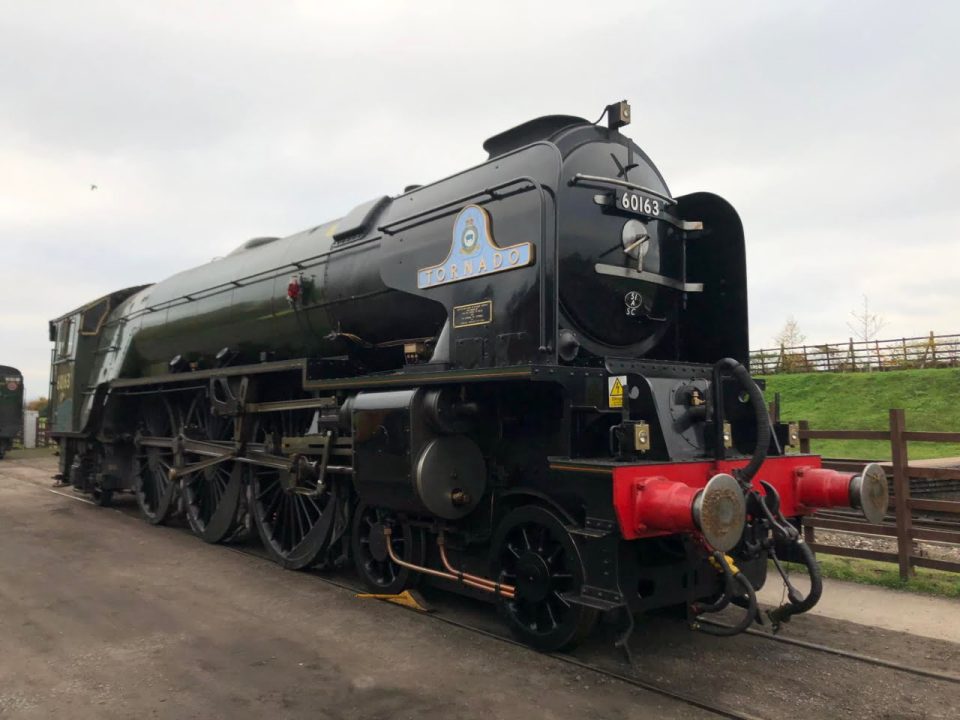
890, 409, 913, 581
800, 410, 815, 545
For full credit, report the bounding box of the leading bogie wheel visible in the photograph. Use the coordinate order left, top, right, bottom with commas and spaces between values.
351, 503, 425, 595
491, 505, 597, 651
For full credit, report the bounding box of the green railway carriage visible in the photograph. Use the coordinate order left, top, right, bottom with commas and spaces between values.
0, 365, 24, 459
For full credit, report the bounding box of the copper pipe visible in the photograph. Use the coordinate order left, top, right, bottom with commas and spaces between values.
437, 533, 516, 596
383, 529, 504, 596
382, 528, 515, 599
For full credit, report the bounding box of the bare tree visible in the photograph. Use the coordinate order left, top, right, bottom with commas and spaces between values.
775, 316, 805, 348
773, 317, 808, 371
847, 295, 886, 342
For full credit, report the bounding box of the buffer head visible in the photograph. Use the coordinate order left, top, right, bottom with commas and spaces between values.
851, 462, 889, 525
694, 473, 746, 552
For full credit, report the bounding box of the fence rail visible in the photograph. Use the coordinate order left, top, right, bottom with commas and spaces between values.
751, 332, 960, 374
796, 410, 960, 579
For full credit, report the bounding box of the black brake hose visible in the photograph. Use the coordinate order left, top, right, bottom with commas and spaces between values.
713, 360, 824, 623
696, 555, 758, 637
767, 541, 823, 628
713, 358, 769, 486
692, 553, 736, 615
699, 360, 821, 634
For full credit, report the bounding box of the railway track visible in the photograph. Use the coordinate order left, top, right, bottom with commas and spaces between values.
223, 526, 960, 715
222, 539, 960, 718
813, 506, 960, 533
221, 542, 769, 720
49, 485, 960, 720
46, 485, 767, 719
699, 619, 960, 684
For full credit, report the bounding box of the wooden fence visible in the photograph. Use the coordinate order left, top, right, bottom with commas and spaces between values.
796, 409, 960, 580
751, 332, 960, 374
12, 415, 51, 449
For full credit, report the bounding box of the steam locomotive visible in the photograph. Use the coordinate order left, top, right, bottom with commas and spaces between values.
48, 101, 887, 651
0, 365, 23, 459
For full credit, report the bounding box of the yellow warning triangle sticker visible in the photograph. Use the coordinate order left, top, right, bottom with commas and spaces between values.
609, 377, 624, 408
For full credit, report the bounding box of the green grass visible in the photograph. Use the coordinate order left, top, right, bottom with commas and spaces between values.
759, 367, 960, 459
780, 554, 960, 598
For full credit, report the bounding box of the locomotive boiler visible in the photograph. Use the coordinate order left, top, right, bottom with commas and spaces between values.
47, 101, 887, 651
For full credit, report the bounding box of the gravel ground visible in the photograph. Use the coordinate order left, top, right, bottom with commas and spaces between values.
2, 455, 959, 720
815, 528, 960, 563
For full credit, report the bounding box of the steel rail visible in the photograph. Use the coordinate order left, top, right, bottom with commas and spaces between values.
227, 534, 960, 691
697, 619, 960, 684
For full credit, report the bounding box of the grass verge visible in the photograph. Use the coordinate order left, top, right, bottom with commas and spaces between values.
759, 367, 960, 460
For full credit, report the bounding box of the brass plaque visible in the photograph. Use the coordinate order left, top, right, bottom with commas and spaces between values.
633, 422, 650, 452
452, 300, 493, 328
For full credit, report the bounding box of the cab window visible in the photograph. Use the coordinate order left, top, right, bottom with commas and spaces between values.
56, 318, 75, 359
81, 298, 110, 335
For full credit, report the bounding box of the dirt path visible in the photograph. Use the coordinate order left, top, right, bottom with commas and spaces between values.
0, 457, 710, 720
2, 455, 959, 719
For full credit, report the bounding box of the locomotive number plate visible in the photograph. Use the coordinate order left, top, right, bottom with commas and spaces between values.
616, 190, 663, 218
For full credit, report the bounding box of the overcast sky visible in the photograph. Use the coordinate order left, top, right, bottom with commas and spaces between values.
2, 1, 958, 398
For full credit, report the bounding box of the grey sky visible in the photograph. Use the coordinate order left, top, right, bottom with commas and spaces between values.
2, 1, 958, 398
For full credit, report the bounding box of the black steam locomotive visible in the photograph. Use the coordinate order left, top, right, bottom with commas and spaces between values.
48, 102, 886, 651
0, 365, 23, 459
